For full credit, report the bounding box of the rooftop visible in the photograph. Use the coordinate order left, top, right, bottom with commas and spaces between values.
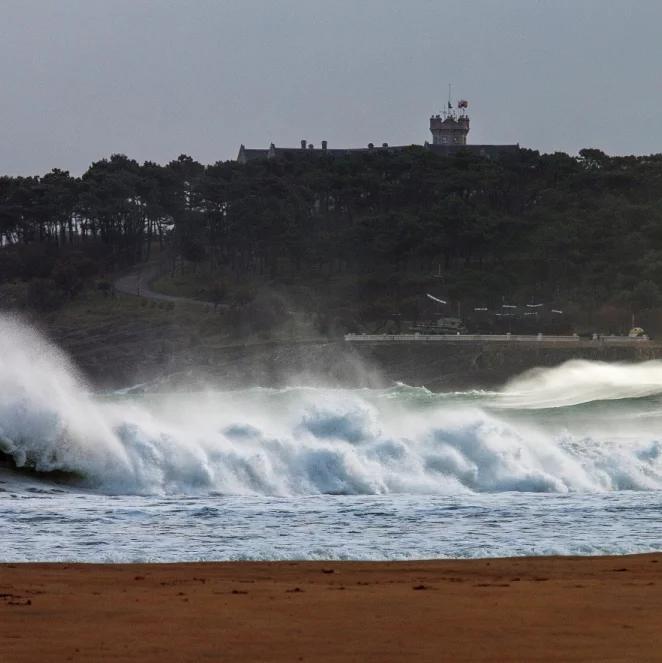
237, 141, 519, 163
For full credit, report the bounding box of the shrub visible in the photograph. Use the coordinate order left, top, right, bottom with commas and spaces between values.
27, 278, 64, 312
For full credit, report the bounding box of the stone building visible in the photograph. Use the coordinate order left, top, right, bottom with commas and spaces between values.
237, 102, 518, 163
429, 108, 470, 145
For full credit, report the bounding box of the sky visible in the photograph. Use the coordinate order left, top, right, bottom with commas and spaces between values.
1, 0, 661, 175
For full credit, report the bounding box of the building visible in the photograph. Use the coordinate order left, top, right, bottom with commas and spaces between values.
237, 101, 518, 163
429, 103, 470, 146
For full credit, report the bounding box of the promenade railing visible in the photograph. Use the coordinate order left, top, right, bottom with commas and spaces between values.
344, 333, 650, 344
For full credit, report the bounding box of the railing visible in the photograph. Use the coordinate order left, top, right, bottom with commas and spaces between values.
344, 333, 650, 344
598, 335, 650, 343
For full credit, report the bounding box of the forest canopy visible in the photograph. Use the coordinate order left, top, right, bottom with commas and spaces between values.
1, 147, 662, 333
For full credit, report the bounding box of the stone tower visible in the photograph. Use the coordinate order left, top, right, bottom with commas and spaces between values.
429, 100, 470, 145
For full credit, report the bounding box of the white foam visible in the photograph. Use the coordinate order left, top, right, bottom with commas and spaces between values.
497, 359, 662, 408
2, 315, 662, 496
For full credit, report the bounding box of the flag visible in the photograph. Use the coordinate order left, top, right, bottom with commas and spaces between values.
458, 99, 468, 109
447, 101, 452, 109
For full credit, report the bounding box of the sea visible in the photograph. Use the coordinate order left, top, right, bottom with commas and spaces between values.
2, 315, 662, 562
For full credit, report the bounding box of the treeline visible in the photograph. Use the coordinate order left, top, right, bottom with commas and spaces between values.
2, 148, 662, 328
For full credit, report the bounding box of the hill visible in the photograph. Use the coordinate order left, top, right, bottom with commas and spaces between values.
2, 146, 662, 344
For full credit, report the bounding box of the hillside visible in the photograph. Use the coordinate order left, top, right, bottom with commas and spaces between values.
20, 286, 662, 391
3, 146, 662, 350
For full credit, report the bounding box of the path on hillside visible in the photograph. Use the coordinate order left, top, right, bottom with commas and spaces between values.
114, 265, 221, 308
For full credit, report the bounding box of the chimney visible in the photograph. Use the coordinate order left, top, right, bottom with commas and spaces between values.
301, 139, 306, 149
321, 140, 328, 150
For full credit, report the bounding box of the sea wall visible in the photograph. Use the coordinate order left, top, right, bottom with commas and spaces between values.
48, 322, 662, 391
349, 340, 662, 390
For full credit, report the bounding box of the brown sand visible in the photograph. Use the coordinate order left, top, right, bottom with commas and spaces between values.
2, 554, 662, 662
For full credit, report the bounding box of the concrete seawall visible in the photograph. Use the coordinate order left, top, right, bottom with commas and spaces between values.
52, 323, 662, 391
347, 340, 662, 390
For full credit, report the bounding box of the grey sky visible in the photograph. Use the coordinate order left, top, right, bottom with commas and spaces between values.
1, 0, 661, 175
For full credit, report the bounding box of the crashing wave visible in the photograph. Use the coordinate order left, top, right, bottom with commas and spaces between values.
2, 314, 662, 496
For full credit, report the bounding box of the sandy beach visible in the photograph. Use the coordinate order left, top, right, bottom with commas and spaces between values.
2, 554, 661, 662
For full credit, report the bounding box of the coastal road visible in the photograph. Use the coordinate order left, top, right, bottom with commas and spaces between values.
114, 265, 222, 308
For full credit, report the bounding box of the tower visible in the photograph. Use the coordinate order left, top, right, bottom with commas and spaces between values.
429, 97, 470, 145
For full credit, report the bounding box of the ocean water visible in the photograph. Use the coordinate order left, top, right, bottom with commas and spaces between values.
2, 315, 662, 562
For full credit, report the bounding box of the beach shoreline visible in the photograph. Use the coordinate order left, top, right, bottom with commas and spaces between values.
2, 553, 661, 662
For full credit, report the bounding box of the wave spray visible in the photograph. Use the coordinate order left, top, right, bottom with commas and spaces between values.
2, 315, 662, 496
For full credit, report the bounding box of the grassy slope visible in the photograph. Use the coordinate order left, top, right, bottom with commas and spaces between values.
5, 268, 662, 392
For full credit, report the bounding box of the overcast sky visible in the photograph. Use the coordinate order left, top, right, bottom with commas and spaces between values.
1, 0, 661, 175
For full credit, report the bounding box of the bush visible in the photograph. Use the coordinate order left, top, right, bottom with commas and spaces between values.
19, 244, 57, 280
26, 278, 64, 312
631, 280, 661, 311
52, 261, 83, 298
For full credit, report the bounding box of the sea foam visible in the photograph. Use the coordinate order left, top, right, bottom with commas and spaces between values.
2, 315, 662, 496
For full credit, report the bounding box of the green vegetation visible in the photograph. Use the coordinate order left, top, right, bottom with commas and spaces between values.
2, 147, 662, 335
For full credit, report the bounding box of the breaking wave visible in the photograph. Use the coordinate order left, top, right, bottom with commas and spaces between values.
497, 359, 662, 409
2, 315, 662, 496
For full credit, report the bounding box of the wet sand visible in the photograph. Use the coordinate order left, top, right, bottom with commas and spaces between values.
2, 554, 661, 662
